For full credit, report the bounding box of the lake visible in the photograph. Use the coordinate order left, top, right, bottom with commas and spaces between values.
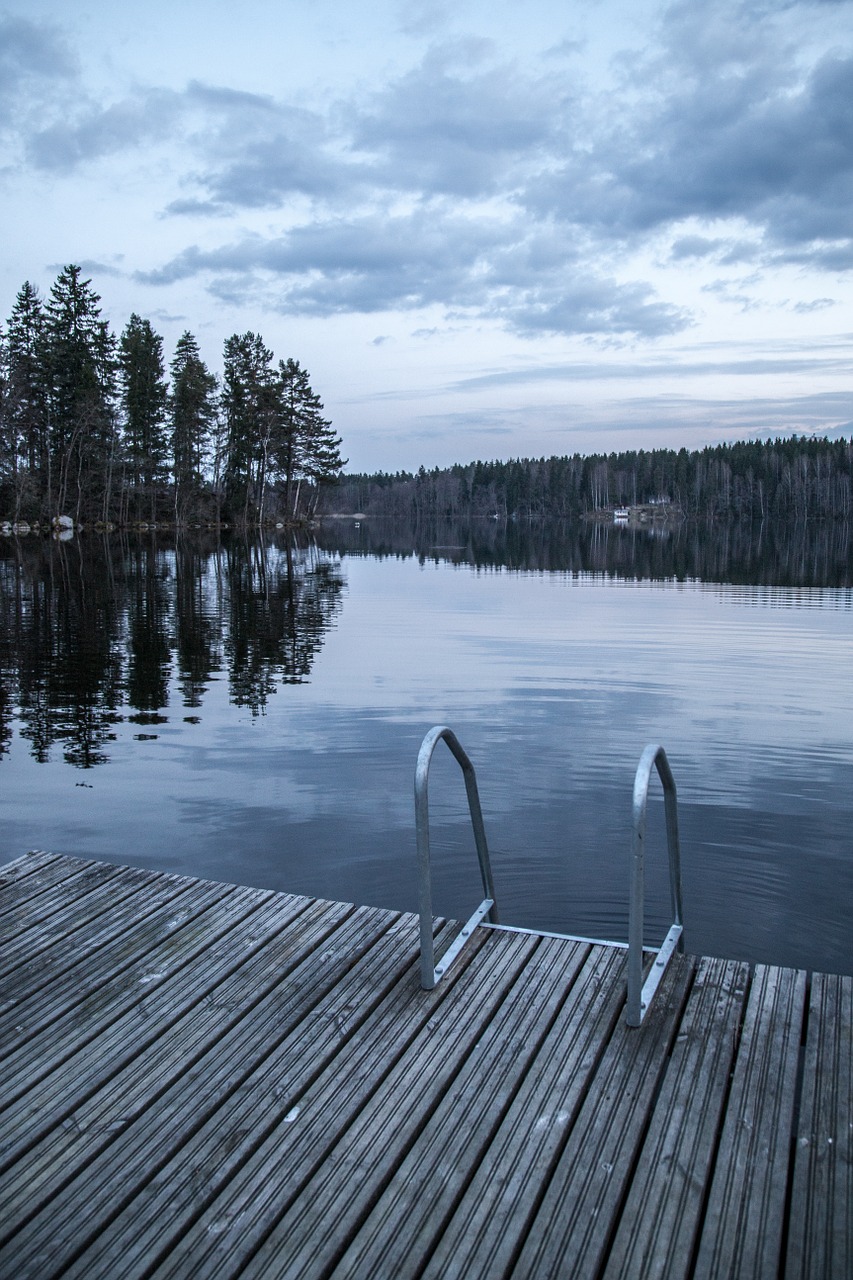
1, 519, 851, 974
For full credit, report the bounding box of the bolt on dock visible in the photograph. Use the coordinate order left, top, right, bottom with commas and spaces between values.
0, 849, 849, 1279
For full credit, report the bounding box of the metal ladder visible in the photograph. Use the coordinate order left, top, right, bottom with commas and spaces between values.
415, 726, 498, 991
414, 726, 683, 1025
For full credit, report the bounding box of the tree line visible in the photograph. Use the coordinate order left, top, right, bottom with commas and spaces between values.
338, 435, 853, 524
0, 266, 346, 528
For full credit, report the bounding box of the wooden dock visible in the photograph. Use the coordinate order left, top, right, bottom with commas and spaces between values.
0, 851, 849, 1279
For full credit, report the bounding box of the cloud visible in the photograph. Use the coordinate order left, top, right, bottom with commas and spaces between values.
450, 349, 853, 391
162, 197, 229, 218
792, 297, 836, 313
150, 45, 564, 212
700, 276, 765, 311
8, 0, 850, 354
190, 127, 360, 208
0, 13, 76, 91
26, 87, 182, 170
0, 12, 78, 141
349, 42, 562, 198
509, 280, 688, 338
138, 210, 511, 311
397, 0, 455, 38
543, 39, 586, 60
137, 209, 689, 339
73, 257, 125, 277
607, 387, 853, 437
177, 81, 357, 208
670, 236, 721, 261
521, 6, 853, 269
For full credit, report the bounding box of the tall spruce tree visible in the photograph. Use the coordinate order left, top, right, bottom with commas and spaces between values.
275, 358, 345, 520
45, 265, 118, 522
302, 403, 346, 516
169, 331, 218, 522
221, 332, 277, 524
3, 282, 49, 518
119, 314, 168, 523
0, 324, 9, 512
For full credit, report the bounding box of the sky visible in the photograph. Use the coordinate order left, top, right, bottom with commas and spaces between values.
1, 0, 852, 472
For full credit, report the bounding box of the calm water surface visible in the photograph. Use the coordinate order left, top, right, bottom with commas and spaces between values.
1, 522, 851, 974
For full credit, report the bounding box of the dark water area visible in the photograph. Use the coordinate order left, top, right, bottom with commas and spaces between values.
1, 519, 851, 975
319, 513, 853, 586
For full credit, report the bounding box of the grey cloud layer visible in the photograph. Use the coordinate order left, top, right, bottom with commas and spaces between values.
450, 350, 853, 391
4, 2, 851, 336
0, 12, 76, 132
137, 212, 687, 336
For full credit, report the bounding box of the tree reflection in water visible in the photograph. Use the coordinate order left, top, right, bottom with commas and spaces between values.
315, 515, 853, 588
0, 532, 345, 767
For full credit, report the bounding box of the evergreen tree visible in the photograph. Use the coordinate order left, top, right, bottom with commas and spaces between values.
275, 358, 311, 522
169, 331, 218, 522
119, 314, 168, 523
221, 332, 277, 524
0, 323, 9, 511
274, 358, 345, 520
44, 265, 118, 522
3, 282, 49, 518
299, 396, 346, 516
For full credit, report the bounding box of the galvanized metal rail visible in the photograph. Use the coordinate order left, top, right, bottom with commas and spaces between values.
626, 743, 684, 1026
415, 727, 685, 1023
415, 726, 498, 990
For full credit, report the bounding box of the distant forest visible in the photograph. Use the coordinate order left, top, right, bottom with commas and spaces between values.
337, 435, 853, 523
0, 266, 345, 528
4, 267, 851, 532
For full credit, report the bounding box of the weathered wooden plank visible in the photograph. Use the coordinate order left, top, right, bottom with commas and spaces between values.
692, 964, 807, 1280
0, 856, 124, 926
0, 886, 318, 1172
417, 944, 627, 1280
786, 972, 852, 1280
0, 893, 365, 1230
0, 861, 164, 979
0, 866, 222, 1021
0, 852, 97, 921
0, 899, 393, 1273
0, 850, 66, 893
601, 957, 750, 1279
141, 929, 534, 1280
0, 874, 247, 1085
39, 917, 477, 1280
334, 942, 625, 1280
510, 952, 695, 1279
0, 850, 59, 881
241, 936, 592, 1280
0, 856, 848, 1280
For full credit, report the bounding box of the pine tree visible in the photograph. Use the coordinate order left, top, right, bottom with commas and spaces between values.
169, 331, 218, 522
44, 265, 118, 522
119, 314, 168, 523
302, 410, 346, 516
3, 282, 49, 518
275, 358, 310, 523
275, 359, 345, 520
0, 323, 10, 511
221, 332, 277, 524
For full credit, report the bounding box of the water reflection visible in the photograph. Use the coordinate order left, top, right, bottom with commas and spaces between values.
318, 515, 853, 586
0, 520, 850, 976
0, 533, 345, 766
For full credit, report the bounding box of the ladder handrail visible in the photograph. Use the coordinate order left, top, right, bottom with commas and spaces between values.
416, 726, 498, 990
626, 743, 684, 1026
